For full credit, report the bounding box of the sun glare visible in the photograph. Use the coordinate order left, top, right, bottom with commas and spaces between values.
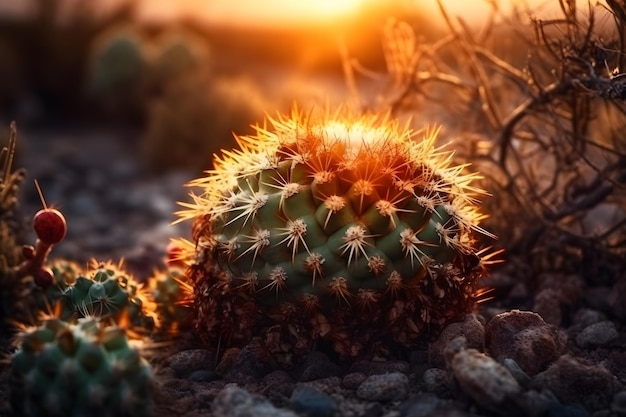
146, 0, 369, 26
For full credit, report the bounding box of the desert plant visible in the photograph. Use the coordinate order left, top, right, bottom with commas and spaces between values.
38, 259, 157, 332
85, 25, 149, 121
10, 316, 153, 417
150, 27, 210, 90
140, 72, 273, 172
351, 1, 626, 290
177, 107, 497, 359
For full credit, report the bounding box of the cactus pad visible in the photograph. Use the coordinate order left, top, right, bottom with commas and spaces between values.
180, 108, 495, 357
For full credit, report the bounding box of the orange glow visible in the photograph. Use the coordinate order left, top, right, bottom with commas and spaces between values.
135, 0, 368, 26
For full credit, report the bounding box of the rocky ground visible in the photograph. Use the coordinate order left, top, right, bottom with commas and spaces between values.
1, 128, 625, 417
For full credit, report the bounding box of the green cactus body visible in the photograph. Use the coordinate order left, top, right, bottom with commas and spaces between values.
152, 29, 208, 85
148, 265, 193, 332
181, 109, 494, 357
10, 317, 153, 417
88, 30, 146, 94
43, 260, 156, 331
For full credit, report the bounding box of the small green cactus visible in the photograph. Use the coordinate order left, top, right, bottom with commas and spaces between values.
10, 317, 154, 417
179, 108, 496, 358
146, 239, 195, 333
40, 260, 156, 332
86, 27, 148, 118
151, 28, 209, 87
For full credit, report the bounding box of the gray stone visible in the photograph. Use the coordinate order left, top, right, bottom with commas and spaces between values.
356, 372, 410, 402
398, 393, 442, 417
342, 372, 368, 390
532, 355, 620, 412
450, 349, 522, 410
575, 321, 618, 348
423, 368, 452, 397
290, 385, 336, 417
212, 384, 299, 417
501, 358, 531, 388
166, 349, 214, 377
429, 313, 485, 368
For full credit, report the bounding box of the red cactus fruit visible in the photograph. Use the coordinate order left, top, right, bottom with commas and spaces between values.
33, 208, 67, 245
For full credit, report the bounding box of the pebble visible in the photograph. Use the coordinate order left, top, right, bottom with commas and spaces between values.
166, 349, 214, 377
575, 321, 618, 348
533, 288, 563, 326
290, 385, 337, 417
532, 354, 620, 412
222, 340, 273, 385
188, 370, 218, 383
356, 372, 410, 402
261, 370, 295, 400
212, 384, 299, 417
428, 313, 484, 368
398, 393, 442, 417
423, 368, 452, 398
501, 358, 531, 388
342, 372, 368, 390
485, 310, 567, 375
298, 351, 342, 382
450, 348, 522, 410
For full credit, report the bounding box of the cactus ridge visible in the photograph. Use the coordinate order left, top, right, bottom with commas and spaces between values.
10, 317, 153, 417
181, 108, 495, 357
42, 259, 156, 331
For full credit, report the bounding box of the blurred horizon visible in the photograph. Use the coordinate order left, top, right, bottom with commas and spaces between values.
0, 0, 562, 27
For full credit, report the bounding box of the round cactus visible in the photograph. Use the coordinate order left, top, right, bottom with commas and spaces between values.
86, 27, 148, 119
40, 260, 156, 331
180, 108, 495, 357
151, 28, 209, 86
10, 317, 153, 417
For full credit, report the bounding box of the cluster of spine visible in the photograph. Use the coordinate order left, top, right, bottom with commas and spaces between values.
180, 108, 495, 358
41, 259, 157, 331
147, 239, 195, 333
10, 317, 153, 417
0, 124, 202, 416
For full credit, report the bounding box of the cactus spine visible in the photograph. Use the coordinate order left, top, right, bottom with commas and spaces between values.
180, 108, 495, 358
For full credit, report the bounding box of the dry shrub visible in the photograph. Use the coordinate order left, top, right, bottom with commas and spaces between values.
347, 1, 626, 286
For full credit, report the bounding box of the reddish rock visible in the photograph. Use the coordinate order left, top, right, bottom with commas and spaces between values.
428, 314, 485, 368
532, 355, 621, 412
485, 310, 567, 375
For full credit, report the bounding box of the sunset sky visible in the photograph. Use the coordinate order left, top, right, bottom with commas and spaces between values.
0, 0, 564, 27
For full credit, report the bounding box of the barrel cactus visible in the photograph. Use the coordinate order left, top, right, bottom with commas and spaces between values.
179, 108, 496, 358
86, 27, 148, 119
40, 260, 156, 332
10, 317, 153, 417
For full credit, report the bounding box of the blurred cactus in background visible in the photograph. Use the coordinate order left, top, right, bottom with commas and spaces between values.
140, 72, 275, 172
86, 26, 149, 122
178, 107, 497, 360
150, 27, 210, 91
10, 317, 154, 417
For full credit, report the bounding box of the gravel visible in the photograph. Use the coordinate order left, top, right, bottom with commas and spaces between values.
1, 129, 625, 417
